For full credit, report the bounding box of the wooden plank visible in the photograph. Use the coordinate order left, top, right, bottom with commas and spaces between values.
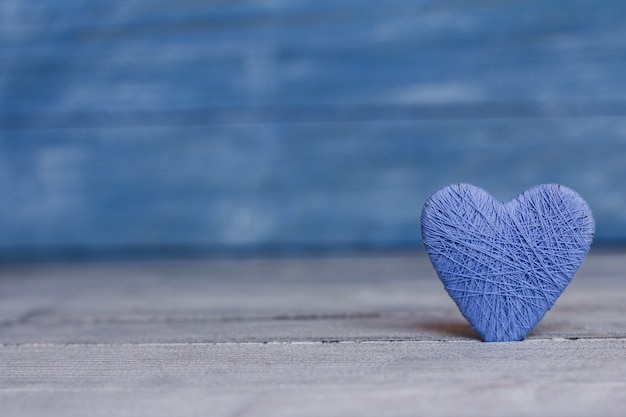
1, 120, 625, 253
3, 339, 626, 417
1, 251, 625, 344
0, 252, 442, 320
4, 1, 626, 112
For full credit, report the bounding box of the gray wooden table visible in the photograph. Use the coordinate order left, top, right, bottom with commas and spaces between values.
2, 250, 626, 416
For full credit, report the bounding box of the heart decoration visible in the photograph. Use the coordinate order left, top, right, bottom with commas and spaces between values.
421, 184, 594, 342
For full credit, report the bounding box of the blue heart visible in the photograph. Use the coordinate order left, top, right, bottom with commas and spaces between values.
421, 184, 595, 342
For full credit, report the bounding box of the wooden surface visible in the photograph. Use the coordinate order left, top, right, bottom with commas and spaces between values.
2, 0, 626, 257
2, 250, 626, 416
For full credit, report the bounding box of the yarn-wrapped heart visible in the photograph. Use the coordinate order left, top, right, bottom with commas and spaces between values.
421, 184, 594, 342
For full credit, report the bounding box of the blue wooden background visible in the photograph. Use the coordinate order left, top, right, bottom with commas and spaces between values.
1, 0, 626, 259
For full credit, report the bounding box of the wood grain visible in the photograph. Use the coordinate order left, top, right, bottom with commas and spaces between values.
2, 251, 626, 416
4, 339, 626, 417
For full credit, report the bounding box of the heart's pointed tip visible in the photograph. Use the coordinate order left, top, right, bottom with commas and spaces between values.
474, 321, 531, 342
481, 333, 528, 343
482, 338, 526, 343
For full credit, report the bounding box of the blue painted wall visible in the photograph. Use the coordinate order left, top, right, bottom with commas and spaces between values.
1, 0, 625, 258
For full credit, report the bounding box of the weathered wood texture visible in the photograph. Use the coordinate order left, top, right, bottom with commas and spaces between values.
2, 1, 626, 257
4, 340, 626, 417
1, 251, 626, 416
